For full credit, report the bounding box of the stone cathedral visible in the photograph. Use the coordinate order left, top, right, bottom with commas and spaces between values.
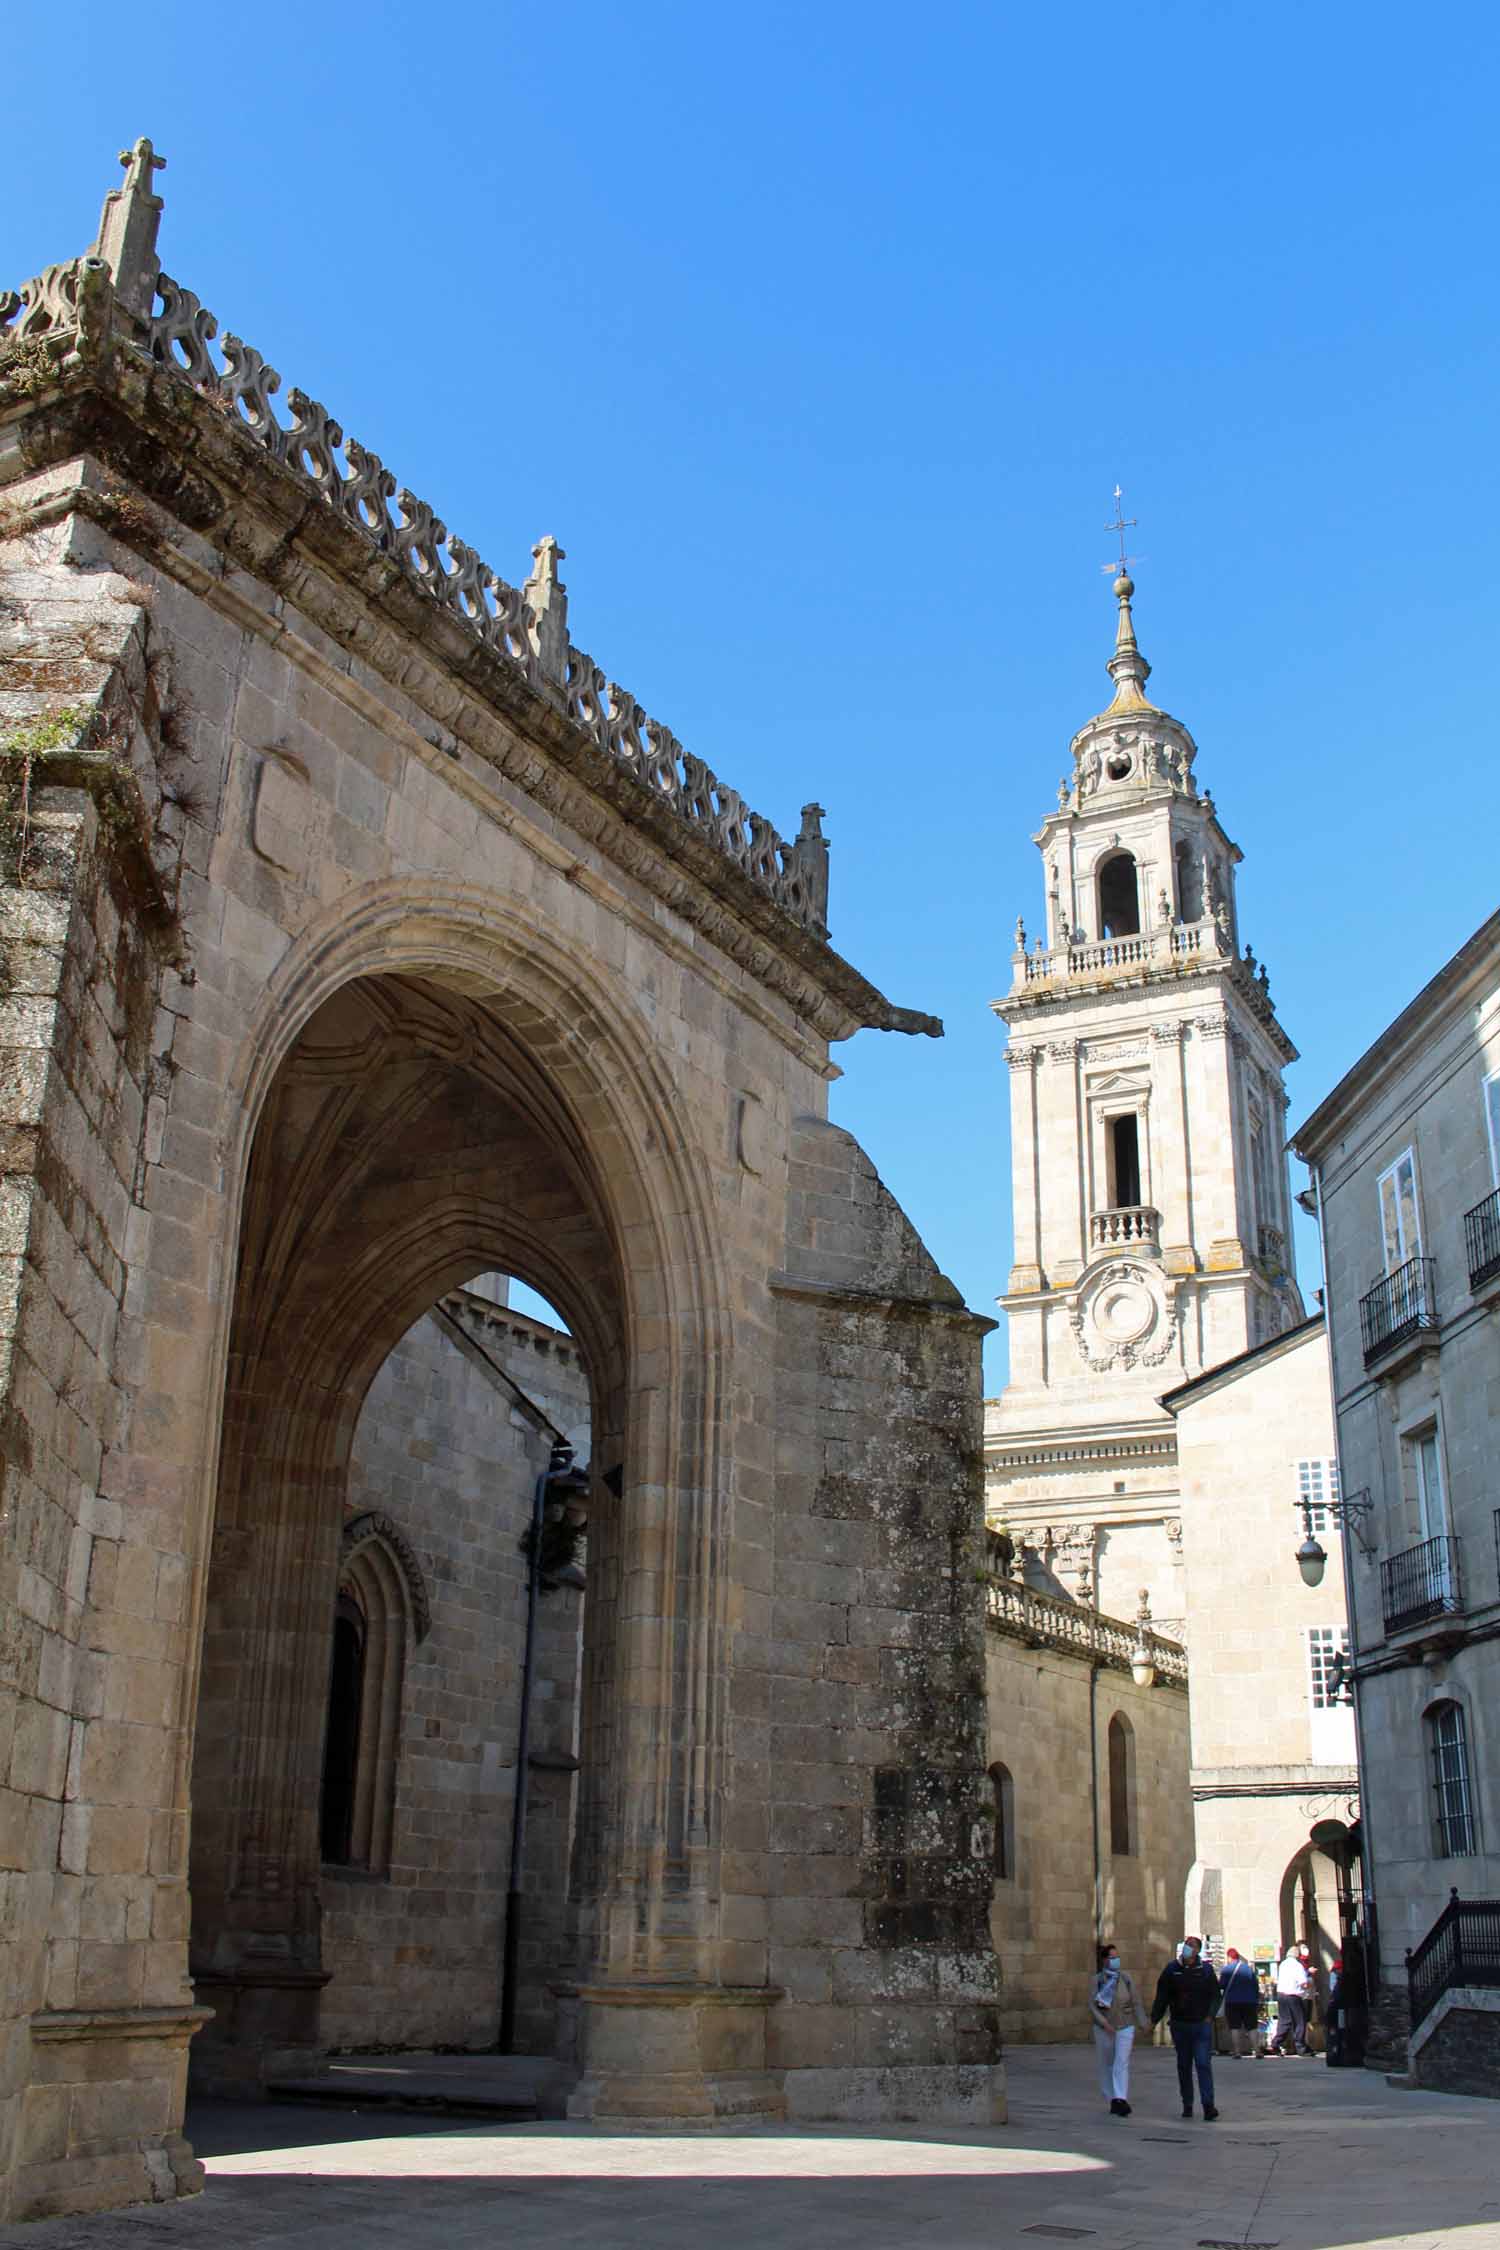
984, 569, 1305, 1630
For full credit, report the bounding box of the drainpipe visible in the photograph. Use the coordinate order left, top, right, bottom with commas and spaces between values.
1309, 1160, 1380, 1992
499, 1438, 578, 2053
1089, 1655, 1104, 1947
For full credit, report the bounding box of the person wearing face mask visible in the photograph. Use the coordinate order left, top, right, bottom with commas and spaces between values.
1090, 1940, 1149, 2116
1149, 1935, 1223, 2120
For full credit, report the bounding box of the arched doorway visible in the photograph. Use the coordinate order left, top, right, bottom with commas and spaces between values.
1278, 1818, 1362, 1973
185, 956, 723, 2091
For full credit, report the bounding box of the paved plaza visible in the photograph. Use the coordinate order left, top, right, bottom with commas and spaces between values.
5, 2042, 1497, 2250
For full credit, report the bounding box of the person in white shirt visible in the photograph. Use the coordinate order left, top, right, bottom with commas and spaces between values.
1268, 1949, 1312, 2055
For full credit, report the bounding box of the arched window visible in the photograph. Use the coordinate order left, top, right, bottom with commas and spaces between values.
1108, 1713, 1135, 1857
1427, 1701, 1477, 1858
1098, 852, 1141, 939
988, 1761, 1015, 1883
320, 1593, 365, 1865
319, 1520, 428, 1874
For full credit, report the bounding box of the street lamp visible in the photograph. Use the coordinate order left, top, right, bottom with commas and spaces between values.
1293, 1489, 1375, 1585
1130, 1589, 1157, 1688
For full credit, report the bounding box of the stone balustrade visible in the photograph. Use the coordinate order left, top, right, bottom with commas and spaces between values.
1090, 1204, 1161, 1251
1017, 916, 1222, 988
981, 1565, 1188, 1690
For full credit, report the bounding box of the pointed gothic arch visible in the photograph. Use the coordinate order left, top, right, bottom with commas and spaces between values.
185, 882, 734, 2085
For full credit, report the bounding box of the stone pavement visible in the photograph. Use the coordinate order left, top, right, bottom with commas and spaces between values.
6, 2041, 1499, 2250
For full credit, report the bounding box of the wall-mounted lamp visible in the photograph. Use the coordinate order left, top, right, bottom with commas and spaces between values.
1294, 1489, 1375, 1586
1130, 1589, 1157, 1689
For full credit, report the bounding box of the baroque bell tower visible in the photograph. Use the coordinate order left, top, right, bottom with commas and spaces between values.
985, 561, 1303, 1631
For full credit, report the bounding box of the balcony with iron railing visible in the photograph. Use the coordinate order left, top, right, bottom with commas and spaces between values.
1360, 1255, 1437, 1367
1381, 1533, 1463, 1636
1464, 1187, 1500, 1292
1090, 1205, 1161, 1253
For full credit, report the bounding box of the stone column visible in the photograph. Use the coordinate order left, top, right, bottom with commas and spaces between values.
1005, 1046, 1043, 1294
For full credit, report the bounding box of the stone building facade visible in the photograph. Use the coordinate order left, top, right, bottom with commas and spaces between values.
1293, 908, 1500, 2088
984, 569, 1304, 1634
319, 1282, 592, 2061
982, 1569, 1193, 2041
0, 145, 1003, 2220
1161, 1316, 1360, 1974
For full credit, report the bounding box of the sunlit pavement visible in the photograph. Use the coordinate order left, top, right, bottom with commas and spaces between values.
8, 2041, 1500, 2249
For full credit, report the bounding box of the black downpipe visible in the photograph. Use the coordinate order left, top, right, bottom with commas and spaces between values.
499, 1441, 569, 2053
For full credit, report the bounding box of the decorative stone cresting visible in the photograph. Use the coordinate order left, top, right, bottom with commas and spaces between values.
1, 145, 831, 939
0, 147, 827, 940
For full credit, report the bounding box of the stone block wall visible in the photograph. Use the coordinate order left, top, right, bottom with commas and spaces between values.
762, 1118, 1004, 2123
1408, 1989, 1500, 2098
985, 1636, 1192, 2041
318, 1290, 589, 2055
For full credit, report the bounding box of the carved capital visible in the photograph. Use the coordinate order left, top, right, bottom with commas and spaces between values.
1005, 1045, 1041, 1073
1193, 1014, 1229, 1042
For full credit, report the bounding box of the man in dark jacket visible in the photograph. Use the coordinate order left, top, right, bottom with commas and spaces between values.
1150, 1936, 1222, 2120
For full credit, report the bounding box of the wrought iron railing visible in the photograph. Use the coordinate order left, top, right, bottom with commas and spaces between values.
1090, 1205, 1161, 1251
1407, 1890, 1500, 2033
981, 1564, 1188, 1690
1381, 1534, 1462, 1635
1464, 1188, 1500, 1292
1359, 1256, 1437, 1365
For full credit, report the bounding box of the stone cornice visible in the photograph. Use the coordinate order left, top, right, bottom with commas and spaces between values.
0, 330, 938, 1054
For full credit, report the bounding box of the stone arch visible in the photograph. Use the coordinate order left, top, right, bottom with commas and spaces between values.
340, 1512, 431, 1646
1097, 851, 1141, 940
320, 1527, 414, 1874
184, 881, 735, 2086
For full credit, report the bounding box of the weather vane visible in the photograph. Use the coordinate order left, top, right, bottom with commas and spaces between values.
1104, 484, 1140, 576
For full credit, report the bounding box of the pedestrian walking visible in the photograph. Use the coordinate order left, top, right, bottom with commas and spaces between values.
1219, 1946, 1260, 2058
1090, 1940, 1149, 2116
1268, 1947, 1312, 2055
1150, 1935, 1223, 2121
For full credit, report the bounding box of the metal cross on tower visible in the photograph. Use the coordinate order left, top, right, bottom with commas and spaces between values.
1106, 484, 1138, 572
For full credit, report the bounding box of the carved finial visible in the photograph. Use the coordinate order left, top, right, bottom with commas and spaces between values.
1058, 774, 1072, 810
1105, 566, 1154, 712
93, 136, 166, 324
1014, 916, 1026, 954
523, 535, 569, 685
1137, 1587, 1152, 1625
797, 803, 826, 843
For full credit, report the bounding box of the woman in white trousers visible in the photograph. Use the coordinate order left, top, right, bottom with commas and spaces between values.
1091, 1941, 1150, 2115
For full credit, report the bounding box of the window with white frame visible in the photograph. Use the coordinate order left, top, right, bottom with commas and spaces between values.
1306, 1625, 1350, 1711
1485, 1070, 1500, 1190
1377, 1148, 1422, 1272
1296, 1457, 1341, 1534
1428, 1702, 1477, 1858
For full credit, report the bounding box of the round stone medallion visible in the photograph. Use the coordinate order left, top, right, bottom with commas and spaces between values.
1092, 1275, 1156, 1346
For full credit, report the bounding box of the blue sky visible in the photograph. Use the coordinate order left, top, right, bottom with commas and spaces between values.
8, 3, 1500, 1385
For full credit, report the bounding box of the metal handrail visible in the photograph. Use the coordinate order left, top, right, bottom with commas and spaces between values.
1407, 1889, 1500, 2033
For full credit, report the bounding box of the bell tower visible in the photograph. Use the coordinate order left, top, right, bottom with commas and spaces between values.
985, 565, 1303, 1630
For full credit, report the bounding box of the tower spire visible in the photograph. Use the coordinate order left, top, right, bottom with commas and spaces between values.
1105, 567, 1153, 712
